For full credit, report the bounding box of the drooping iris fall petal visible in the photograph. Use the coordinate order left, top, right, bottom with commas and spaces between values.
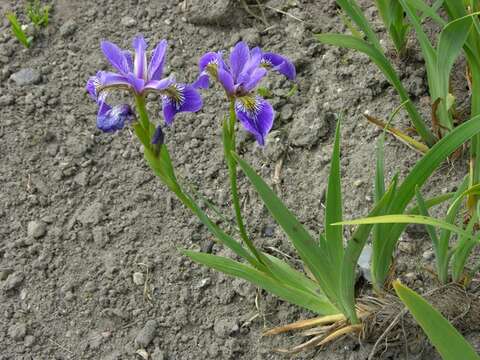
162, 84, 203, 125
235, 96, 274, 146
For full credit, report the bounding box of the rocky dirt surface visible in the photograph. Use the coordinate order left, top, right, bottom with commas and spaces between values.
0, 0, 477, 359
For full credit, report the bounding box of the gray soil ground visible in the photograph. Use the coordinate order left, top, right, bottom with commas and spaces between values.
0, 0, 478, 359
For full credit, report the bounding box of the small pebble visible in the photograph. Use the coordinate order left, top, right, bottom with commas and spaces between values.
8, 323, 27, 341
135, 320, 158, 348
133, 272, 145, 286
27, 220, 47, 239
3, 272, 25, 290
121, 16, 137, 27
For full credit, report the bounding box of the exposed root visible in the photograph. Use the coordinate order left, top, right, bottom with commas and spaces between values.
262, 284, 480, 355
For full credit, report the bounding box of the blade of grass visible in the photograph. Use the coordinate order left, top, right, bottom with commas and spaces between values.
316, 33, 436, 146
337, 214, 479, 242
232, 152, 339, 308
393, 281, 480, 360
6, 13, 31, 48
371, 114, 480, 288
183, 251, 339, 315
324, 120, 344, 271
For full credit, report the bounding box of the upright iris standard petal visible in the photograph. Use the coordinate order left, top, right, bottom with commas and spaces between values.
217, 68, 235, 95
261, 52, 296, 80
162, 84, 203, 125
235, 95, 274, 146
198, 52, 220, 72
97, 103, 134, 133
148, 39, 168, 81
133, 35, 148, 80
101, 41, 131, 74
229, 41, 250, 81
144, 77, 175, 92
242, 67, 267, 93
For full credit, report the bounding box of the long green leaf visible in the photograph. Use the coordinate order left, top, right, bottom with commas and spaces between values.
337, 214, 478, 241
336, 0, 382, 50
373, 114, 480, 288
6, 13, 31, 48
436, 14, 474, 125
232, 152, 339, 306
452, 213, 478, 282
339, 177, 397, 323
183, 251, 338, 315
393, 281, 480, 360
324, 120, 344, 270
316, 33, 436, 146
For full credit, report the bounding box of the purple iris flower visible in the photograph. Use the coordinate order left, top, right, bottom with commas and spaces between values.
86, 35, 202, 133
194, 41, 295, 146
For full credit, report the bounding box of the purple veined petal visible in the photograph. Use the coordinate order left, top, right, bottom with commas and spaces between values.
162, 84, 203, 125
126, 73, 146, 94
148, 39, 168, 81
198, 51, 220, 72
101, 40, 130, 74
97, 103, 134, 133
261, 52, 296, 80
243, 67, 267, 92
193, 72, 210, 89
235, 95, 274, 146
229, 41, 250, 81
99, 71, 130, 88
124, 51, 134, 72
86, 73, 101, 100
144, 77, 175, 92
132, 35, 148, 80
217, 67, 235, 95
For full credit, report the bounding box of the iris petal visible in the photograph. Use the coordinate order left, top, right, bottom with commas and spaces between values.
101, 41, 130, 74
162, 84, 203, 125
217, 68, 235, 95
261, 52, 296, 80
193, 73, 210, 89
199, 52, 220, 72
97, 103, 134, 133
148, 39, 168, 81
235, 96, 274, 146
132, 35, 148, 80
230, 41, 249, 81
243, 67, 267, 92
144, 77, 175, 92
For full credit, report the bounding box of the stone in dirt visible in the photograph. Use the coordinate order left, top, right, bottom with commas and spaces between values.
213, 318, 239, 338
121, 16, 137, 28
289, 101, 331, 148
10, 69, 41, 86
8, 323, 27, 341
135, 320, 158, 348
27, 220, 47, 239
59, 19, 78, 38
77, 202, 104, 226
3, 272, 25, 291
187, 0, 237, 26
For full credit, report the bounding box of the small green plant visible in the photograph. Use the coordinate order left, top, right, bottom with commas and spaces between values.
26, 0, 50, 28
6, 12, 32, 48
375, 0, 410, 54
393, 281, 480, 360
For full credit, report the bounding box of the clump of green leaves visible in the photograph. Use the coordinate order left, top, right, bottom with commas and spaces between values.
26, 0, 50, 28
6, 0, 51, 49
6, 12, 32, 48
375, 0, 410, 54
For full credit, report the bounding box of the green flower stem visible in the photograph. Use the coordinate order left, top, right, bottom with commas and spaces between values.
135, 95, 152, 138
132, 97, 264, 269
224, 100, 264, 264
